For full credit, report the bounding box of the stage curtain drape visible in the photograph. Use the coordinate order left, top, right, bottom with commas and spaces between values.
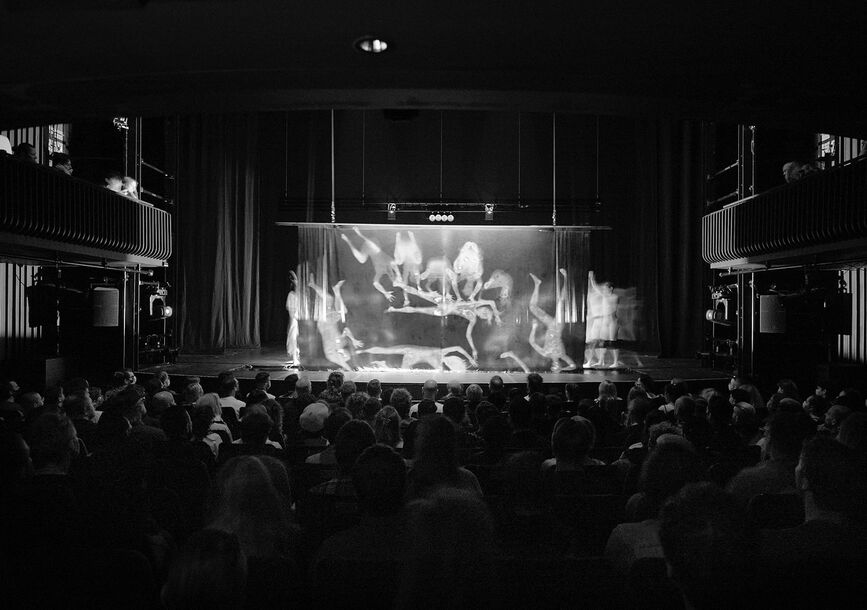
634, 119, 706, 358
177, 114, 261, 352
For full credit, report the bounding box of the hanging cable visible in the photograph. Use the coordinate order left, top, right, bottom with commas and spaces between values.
552, 112, 557, 226
330, 109, 336, 223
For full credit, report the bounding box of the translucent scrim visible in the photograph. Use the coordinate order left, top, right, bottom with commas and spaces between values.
290, 224, 597, 372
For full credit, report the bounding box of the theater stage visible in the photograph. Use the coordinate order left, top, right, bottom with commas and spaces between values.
138, 346, 730, 394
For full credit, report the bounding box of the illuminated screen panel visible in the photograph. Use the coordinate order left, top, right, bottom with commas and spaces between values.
291, 224, 591, 372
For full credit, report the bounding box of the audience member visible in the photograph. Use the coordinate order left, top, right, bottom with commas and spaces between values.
373, 406, 401, 448
410, 379, 442, 416
366, 378, 382, 400
12, 142, 37, 163
217, 376, 245, 418
405, 415, 482, 499
298, 401, 330, 447
541, 416, 603, 471
318, 371, 345, 409
306, 407, 353, 465
105, 172, 124, 193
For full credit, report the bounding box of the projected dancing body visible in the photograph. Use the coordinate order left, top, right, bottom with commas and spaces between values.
528, 270, 577, 372
584, 270, 623, 369
341, 227, 399, 302
418, 256, 460, 298
388, 282, 501, 361
309, 274, 363, 370
393, 230, 423, 306
453, 241, 484, 300
359, 345, 478, 372
285, 270, 300, 366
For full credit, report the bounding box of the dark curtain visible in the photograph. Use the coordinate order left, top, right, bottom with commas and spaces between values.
177, 114, 261, 352
634, 120, 705, 357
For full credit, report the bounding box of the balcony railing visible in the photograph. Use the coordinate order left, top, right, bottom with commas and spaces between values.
0, 154, 171, 266
702, 155, 867, 269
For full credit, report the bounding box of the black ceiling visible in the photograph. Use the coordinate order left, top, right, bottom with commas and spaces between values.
2, 0, 867, 135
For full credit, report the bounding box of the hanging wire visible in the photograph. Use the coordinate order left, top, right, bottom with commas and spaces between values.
330, 109, 336, 223
552, 112, 557, 226
595, 115, 600, 204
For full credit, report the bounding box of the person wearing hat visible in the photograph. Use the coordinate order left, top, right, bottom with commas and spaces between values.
298, 401, 330, 448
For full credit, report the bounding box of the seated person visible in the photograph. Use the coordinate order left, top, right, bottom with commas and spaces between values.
306, 408, 352, 465
50, 152, 72, 175
105, 172, 124, 193
541, 416, 605, 472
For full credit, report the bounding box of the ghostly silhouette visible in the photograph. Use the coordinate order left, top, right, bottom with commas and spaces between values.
387, 282, 501, 361
528, 270, 577, 372
453, 241, 484, 300
358, 345, 478, 372
285, 270, 300, 365
584, 270, 623, 368
341, 227, 400, 302
309, 274, 363, 370
418, 256, 459, 298
499, 351, 530, 373
393, 230, 424, 306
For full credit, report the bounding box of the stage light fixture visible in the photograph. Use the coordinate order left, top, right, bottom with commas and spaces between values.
446, 214, 454, 222
387, 202, 397, 222
354, 36, 388, 54
484, 203, 494, 222
428, 214, 436, 222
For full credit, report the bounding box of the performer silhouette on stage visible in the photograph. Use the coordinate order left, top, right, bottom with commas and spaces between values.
285, 270, 300, 366
341, 226, 399, 302
309, 274, 363, 370
584, 270, 623, 368
418, 256, 459, 299
528, 270, 577, 372
359, 345, 478, 372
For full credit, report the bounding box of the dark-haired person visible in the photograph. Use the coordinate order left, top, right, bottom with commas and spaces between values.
306, 407, 353, 465
162, 529, 247, 610
758, 436, 867, 608
318, 371, 345, 410
659, 483, 758, 609
727, 410, 816, 507
405, 415, 482, 500
218, 376, 245, 419
308, 420, 377, 513
605, 441, 703, 575
63, 393, 98, 453
313, 444, 409, 570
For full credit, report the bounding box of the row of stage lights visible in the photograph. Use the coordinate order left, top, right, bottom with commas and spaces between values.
387, 203, 495, 223
429, 213, 455, 222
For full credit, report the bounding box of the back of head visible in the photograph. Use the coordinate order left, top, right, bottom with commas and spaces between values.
488, 375, 504, 395
341, 380, 357, 399
106, 387, 145, 422
798, 436, 862, 515
707, 391, 733, 426
373, 406, 400, 446
345, 392, 370, 419
565, 382, 581, 402
334, 419, 376, 472
326, 371, 344, 391
628, 397, 655, 425
63, 377, 90, 398
29, 412, 76, 470
414, 414, 458, 474
422, 379, 439, 400
191, 404, 215, 439
352, 444, 407, 514
323, 407, 353, 443
63, 394, 94, 420
244, 389, 268, 407
195, 393, 222, 419
161, 405, 192, 442
465, 384, 483, 406
598, 379, 617, 399
767, 410, 816, 460
218, 376, 238, 398
446, 381, 462, 397
162, 529, 247, 610
474, 401, 499, 428
151, 391, 176, 415
254, 371, 270, 389
442, 396, 466, 425
389, 387, 412, 419
240, 411, 273, 445
837, 412, 867, 457
94, 412, 131, 448
294, 376, 311, 395
508, 396, 532, 429
777, 378, 800, 400
366, 378, 382, 398
363, 397, 382, 421
639, 443, 702, 514
526, 372, 543, 394
664, 381, 687, 404
659, 482, 756, 610
398, 487, 497, 608
183, 382, 204, 405
417, 399, 438, 418
480, 414, 512, 451
551, 416, 596, 463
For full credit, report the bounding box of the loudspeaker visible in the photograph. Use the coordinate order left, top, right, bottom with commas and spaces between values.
759, 295, 786, 333
92, 287, 119, 327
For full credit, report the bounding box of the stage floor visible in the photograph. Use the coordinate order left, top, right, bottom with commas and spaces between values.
139, 346, 730, 388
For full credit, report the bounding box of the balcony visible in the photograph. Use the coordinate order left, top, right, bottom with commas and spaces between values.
0, 153, 171, 267
702, 155, 867, 270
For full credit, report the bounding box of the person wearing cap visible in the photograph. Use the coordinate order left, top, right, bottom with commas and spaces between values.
298, 401, 330, 447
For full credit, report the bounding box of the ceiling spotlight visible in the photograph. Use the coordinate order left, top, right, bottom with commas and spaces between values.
446, 214, 454, 222
355, 36, 389, 54
484, 203, 494, 222
429, 214, 435, 222
387, 202, 397, 222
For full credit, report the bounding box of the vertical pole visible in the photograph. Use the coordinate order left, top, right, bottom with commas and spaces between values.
552, 112, 557, 226
330, 109, 336, 224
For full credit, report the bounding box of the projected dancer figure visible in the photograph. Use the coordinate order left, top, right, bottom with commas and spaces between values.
340, 226, 399, 302
499, 351, 530, 373
584, 270, 623, 368
482, 269, 514, 310
309, 274, 363, 370
528, 270, 578, 372
387, 283, 501, 361
453, 241, 484, 300
285, 270, 300, 366
393, 230, 423, 306
419, 257, 459, 299
359, 345, 478, 372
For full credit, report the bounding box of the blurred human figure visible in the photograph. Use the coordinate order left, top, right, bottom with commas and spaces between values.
528, 270, 577, 372
50, 152, 72, 175
12, 142, 37, 163
585, 270, 622, 368
105, 172, 124, 193
285, 270, 300, 366
341, 226, 399, 302
121, 176, 139, 199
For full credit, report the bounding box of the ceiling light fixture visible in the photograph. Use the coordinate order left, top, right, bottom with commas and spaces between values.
355, 36, 389, 54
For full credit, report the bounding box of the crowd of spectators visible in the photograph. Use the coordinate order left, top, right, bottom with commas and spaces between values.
1, 369, 866, 609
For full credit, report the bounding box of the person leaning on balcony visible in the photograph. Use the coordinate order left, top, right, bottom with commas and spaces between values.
51, 152, 73, 176
12, 142, 37, 163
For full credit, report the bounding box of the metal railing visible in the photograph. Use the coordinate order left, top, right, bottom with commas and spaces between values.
702, 154, 867, 267
0, 154, 172, 264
